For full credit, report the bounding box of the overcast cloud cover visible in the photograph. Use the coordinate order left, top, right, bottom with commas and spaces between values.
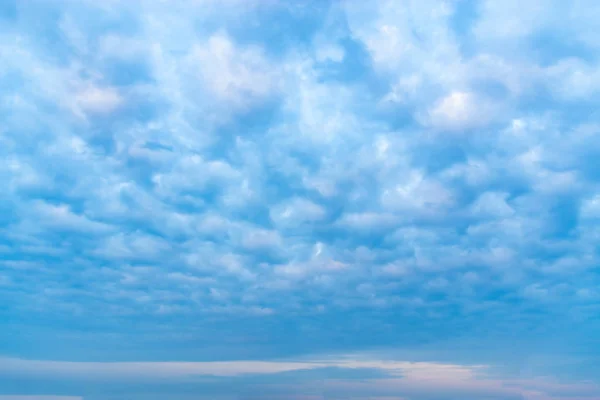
1, 0, 600, 399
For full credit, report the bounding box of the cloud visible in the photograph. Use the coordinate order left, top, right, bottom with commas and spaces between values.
0, 356, 488, 381
337, 212, 398, 231
424, 91, 499, 131
2, 0, 600, 399
73, 84, 123, 115
25, 201, 113, 234
544, 58, 600, 100
2, 356, 598, 400
0, 397, 83, 400
380, 171, 453, 215
241, 228, 283, 251
270, 197, 326, 226
470, 191, 514, 218
190, 32, 280, 111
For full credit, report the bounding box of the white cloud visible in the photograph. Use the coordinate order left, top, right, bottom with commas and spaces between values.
280, 71, 359, 143
73, 85, 123, 115
196, 213, 237, 234
381, 74, 423, 105
581, 195, 600, 219
440, 158, 491, 186
363, 23, 413, 71
380, 262, 409, 277
216, 253, 256, 280
544, 58, 600, 100
274, 258, 347, 280
24, 201, 113, 234
302, 176, 337, 198
3, 2, 600, 389
153, 154, 241, 200
470, 191, 514, 218
381, 171, 453, 214
0, 356, 485, 380
337, 212, 398, 231
270, 197, 326, 227
241, 228, 282, 251
94, 232, 171, 260
424, 91, 497, 131
473, 0, 556, 41
98, 34, 148, 61
2, 356, 591, 400
344, 0, 457, 72
192, 32, 278, 110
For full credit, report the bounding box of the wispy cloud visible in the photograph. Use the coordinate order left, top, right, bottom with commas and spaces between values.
0, 397, 83, 400
3, 356, 598, 400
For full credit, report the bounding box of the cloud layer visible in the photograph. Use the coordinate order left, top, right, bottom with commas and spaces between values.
2, 355, 598, 400
2, 0, 600, 399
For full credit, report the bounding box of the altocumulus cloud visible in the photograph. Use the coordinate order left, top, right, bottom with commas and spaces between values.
1, 0, 600, 399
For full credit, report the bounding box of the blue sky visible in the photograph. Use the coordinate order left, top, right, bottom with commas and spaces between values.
1, 0, 600, 399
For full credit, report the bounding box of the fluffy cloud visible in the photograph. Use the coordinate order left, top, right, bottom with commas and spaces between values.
2, 0, 600, 399
73, 85, 123, 115
194, 33, 279, 107
424, 91, 500, 131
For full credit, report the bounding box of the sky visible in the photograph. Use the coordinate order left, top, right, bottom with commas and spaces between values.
1, 0, 600, 399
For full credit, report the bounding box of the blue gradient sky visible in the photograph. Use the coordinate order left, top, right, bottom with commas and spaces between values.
1, 0, 600, 399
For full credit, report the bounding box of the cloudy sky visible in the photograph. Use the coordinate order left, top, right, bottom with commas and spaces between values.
2, 0, 600, 399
